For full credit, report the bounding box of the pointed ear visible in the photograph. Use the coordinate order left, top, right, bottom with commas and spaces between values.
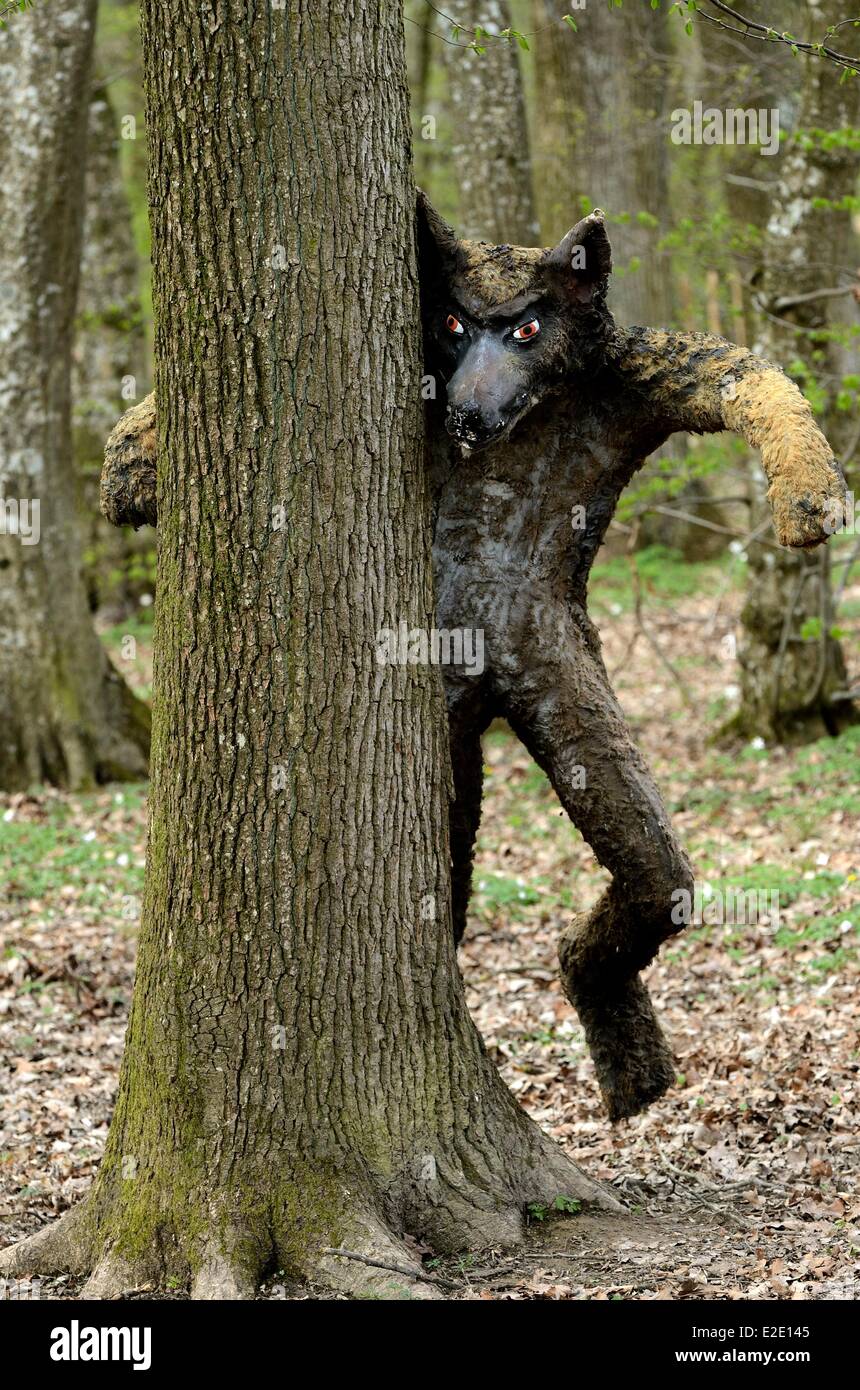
539, 210, 612, 304
416, 189, 460, 277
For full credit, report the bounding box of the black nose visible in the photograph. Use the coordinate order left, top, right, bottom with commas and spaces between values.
446, 403, 507, 446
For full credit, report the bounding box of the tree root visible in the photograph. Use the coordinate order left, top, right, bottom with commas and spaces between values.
81, 1250, 147, 1300
0, 1141, 622, 1298
527, 1132, 624, 1213
313, 1211, 444, 1300
0, 1205, 90, 1279
190, 1263, 256, 1300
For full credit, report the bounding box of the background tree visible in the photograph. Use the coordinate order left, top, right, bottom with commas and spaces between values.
0, 0, 609, 1299
534, 0, 676, 327
440, 1, 538, 243
0, 0, 150, 791
729, 0, 859, 741
74, 72, 152, 613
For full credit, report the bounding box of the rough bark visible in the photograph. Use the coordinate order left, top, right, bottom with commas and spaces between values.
0, 0, 150, 790
440, 0, 538, 244
0, 0, 611, 1300
730, 0, 858, 743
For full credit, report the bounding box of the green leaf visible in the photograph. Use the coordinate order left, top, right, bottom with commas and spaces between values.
800, 617, 823, 641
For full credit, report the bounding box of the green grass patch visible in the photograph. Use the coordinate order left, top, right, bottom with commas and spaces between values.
0, 786, 148, 912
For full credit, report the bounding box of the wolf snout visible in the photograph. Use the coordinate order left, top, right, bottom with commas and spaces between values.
445, 402, 510, 447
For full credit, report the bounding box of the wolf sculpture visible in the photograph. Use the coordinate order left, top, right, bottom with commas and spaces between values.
102, 195, 845, 1120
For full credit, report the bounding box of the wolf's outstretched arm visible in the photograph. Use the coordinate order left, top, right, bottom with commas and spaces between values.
101, 392, 157, 529
614, 328, 847, 549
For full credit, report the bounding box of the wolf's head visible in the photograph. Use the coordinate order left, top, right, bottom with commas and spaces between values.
418, 193, 615, 453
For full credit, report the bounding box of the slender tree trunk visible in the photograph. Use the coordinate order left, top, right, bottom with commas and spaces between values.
0, 0, 609, 1300
441, 0, 538, 243
74, 76, 152, 612
535, 2, 675, 326
532, 0, 580, 246
408, 0, 435, 192
532, 2, 704, 553
0, 0, 150, 790
731, 0, 858, 743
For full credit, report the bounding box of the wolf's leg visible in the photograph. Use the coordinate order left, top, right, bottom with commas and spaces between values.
499, 604, 693, 1121
448, 722, 484, 945
444, 678, 491, 945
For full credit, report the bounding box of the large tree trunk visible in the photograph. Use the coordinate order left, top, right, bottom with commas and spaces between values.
0, 0, 609, 1300
731, 0, 858, 743
441, 0, 538, 243
0, 0, 150, 790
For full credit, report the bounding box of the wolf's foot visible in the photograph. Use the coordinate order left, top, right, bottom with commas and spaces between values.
559, 912, 676, 1121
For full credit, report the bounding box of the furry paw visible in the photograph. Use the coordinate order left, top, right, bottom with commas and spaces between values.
559, 917, 676, 1121
766, 454, 847, 550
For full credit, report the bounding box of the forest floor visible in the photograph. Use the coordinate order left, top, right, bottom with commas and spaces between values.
1, 545, 859, 1300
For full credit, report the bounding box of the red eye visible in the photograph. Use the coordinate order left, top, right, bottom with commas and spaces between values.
513, 319, 540, 342
446, 313, 465, 336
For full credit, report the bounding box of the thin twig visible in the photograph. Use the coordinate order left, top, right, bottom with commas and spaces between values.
698, 2, 860, 74
647, 503, 784, 550
653, 1142, 753, 1231
774, 284, 859, 312
833, 533, 860, 602
628, 534, 696, 710
321, 1246, 461, 1291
